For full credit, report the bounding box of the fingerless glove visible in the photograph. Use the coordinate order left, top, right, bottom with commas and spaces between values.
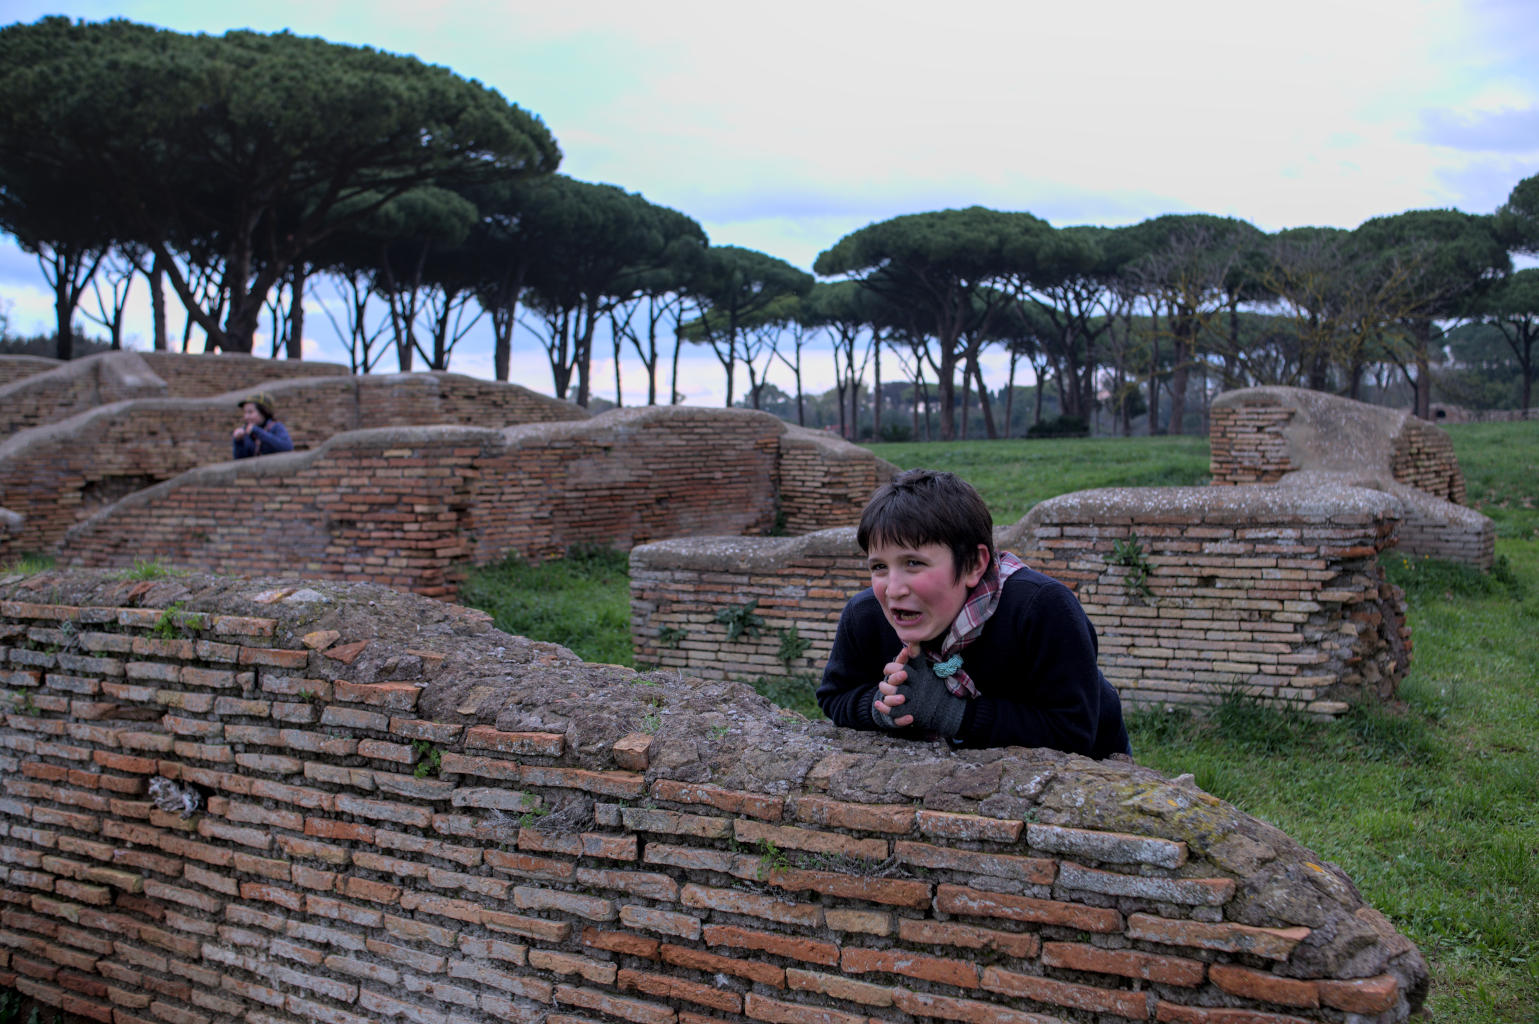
873, 654, 968, 738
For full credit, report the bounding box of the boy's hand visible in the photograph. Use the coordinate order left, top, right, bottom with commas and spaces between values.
873, 644, 918, 729
877, 645, 968, 739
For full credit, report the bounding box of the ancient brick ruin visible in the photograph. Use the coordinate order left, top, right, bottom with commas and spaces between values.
0, 351, 350, 437
632, 485, 1410, 715
0, 371, 587, 561
1210, 387, 1492, 568
0, 571, 1428, 1024
0, 355, 896, 592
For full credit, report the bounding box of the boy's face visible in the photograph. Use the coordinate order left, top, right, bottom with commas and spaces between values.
866, 540, 990, 645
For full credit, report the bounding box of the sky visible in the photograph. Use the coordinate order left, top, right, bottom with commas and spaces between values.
1, 0, 1536, 405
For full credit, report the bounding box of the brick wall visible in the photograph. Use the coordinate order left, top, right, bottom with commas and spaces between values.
631, 484, 1411, 716
1208, 386, 1466, 502
1208, 387, 1490, 567
1, 352, 348, 437
0, 356, 60, 389
136, 353, 348, 400
51, 409, 888, 597
0, 374, 587, 561
0, 571, 1428, 1024
776, 427, 898, 536
1388, 420, 1465, 504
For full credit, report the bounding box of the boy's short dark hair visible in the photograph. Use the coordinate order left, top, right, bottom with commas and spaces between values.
856, 469, 995, 581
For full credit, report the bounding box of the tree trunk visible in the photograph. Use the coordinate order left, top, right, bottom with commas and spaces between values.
872, 341, 883, 442
286, 265, 307, 360
150, 254, 167, 352
1147, 304, 1162, 435
972, 358, 998, 439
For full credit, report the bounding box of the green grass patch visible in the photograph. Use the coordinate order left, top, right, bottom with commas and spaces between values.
458, 544, 634, 667
1445, 420, 1539, 540
0, 553, 55, 575
864, 435, 1212, 522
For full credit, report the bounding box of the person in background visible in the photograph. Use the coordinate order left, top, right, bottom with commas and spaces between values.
818, 468, 1131, 759
231, 391, 293, 459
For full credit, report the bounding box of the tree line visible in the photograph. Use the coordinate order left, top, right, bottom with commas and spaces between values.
2, 17, 1536, 435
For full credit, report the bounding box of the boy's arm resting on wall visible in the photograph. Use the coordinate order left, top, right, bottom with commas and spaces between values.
817, 591, 912, 733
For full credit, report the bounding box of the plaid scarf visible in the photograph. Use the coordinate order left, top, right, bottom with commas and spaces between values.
925, 551, 1028, 699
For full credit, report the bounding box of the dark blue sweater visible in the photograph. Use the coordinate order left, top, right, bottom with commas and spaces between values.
233, 420, 293, 460
817, 565, 1131, 759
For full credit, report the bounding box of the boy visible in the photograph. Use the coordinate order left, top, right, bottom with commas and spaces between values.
818, 469, 1131, 759
231, 392, 294, 459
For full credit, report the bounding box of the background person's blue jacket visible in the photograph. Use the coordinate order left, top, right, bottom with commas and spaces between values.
233, 420, 293, 459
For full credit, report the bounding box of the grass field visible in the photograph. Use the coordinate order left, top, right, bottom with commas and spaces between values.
452, 421, 1539, 1023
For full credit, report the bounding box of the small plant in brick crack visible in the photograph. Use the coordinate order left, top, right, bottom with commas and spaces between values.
714, 598, 765, 641
775, 625, 812, 669
517, 791, 548, 826
656, 625, 687, 649
3, 690, 37, 717
754, 838, 791, 880
1108, 532, 1155, 601
411, 740, 443, 778
152, 601, 208, 639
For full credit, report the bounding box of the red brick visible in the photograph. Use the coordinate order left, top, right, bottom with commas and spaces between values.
1043, 940, 1205, 986
841, 946, 978, 987
702, 924, 839, 966
652, 779, 784, 820
620, 967, 742, 1013
983, 965, 1150, 1018
743, 992, 869, 1024
898, 918, 1041, 959
792, 796, 915, 833
894, 840, 1055, 883
1210, 963, 1320, 1007
915, 809, 1023, 842
936, 883, 1122, 932
893, 987, 1074, 1024
1127, 913, 1310, 961
1155, 1002, 1318, 1024
463, 725, 564, 756
554, 983, 674, 1024
582, 927, 660, 960
1317, 973, 1400, 1014
661, 942, 785, 988
764, 867, 930, 909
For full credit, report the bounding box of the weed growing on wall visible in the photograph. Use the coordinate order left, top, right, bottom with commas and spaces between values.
714, 598, 765, 641
411, 740, 443, 778
1107, 533, 1155, 601
775, 625, 811, 668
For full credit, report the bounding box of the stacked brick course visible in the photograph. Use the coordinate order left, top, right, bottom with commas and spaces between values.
0, 571, 1428, 1024
0, 356, 60, 389
1, 352, 347, 437
0, 374, 586, 560
50, 409, 889, 598
1208, 387, 1489, 568
631, 485, 1411, 716
1208, 387, 1466, 503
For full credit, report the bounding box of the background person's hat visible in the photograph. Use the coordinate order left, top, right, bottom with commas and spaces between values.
238, 391, 275, 419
